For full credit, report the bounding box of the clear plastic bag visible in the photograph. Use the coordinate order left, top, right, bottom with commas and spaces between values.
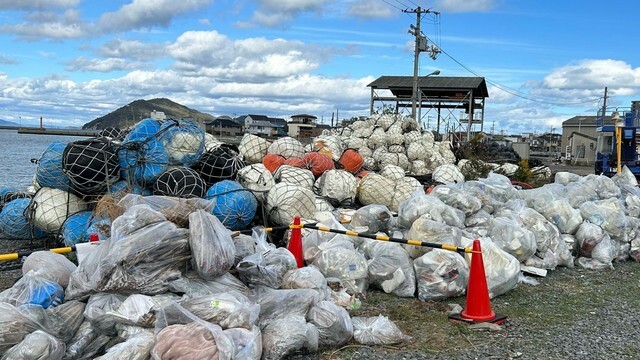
575, 222, 606, 258
22, 251, 77, 289
65, 321, 97, 359
1, 330, 65, 360
490, 216, 537, 262
311, 246, 368, 295
0, 302, 41, 353
352, 315, 411, 345
540, 199, 583, 234
261, 315, 319, 360
85, 293, 127, 335
223, 326, 262, 360
178, 290, 260, 330
168, 272, 251, 298
152, 301, 235, 360
364, 241, 415, 297
189, 209, 236, 280
281, 266, 330, 300
254, 287, 321, 330
579, 199, 627, 238
39, 299, 86, 343
234, 233, 256, 265
554, 171, 581, 185
307, 300, 353, 347
117, 194, 213, 228
397, 193, 465, 229
104, 293, 179, 329
405, 217, 462, 259
462, 237, 520, 298
349, 204, 394, 235
110, 204, 166, 241
93, 332, 154, 360
414, 249, 469, 301
236, 229, 297, 289
0, 270, 65, 309
430, 184, 482, 216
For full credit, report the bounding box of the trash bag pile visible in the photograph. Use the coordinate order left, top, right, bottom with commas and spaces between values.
7, 113, 640, 358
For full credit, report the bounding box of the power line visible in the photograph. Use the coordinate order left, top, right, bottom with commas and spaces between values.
380, 0, 404, 11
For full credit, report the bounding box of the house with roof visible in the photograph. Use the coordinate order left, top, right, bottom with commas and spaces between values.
205, 115, 243, 136
561, 115, 601, 163
288, 114, 317, 138
240, 114, 280, 136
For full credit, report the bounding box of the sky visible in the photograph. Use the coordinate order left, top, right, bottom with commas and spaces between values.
0, 0, 639, 134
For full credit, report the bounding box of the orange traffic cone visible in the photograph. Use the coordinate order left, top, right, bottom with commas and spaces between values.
449, 239, 506, 324
288, 216, 304, 268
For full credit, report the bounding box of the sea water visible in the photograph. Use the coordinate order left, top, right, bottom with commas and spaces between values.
0, 129, 88, 190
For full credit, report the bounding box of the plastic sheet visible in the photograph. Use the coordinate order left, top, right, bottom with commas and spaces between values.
307, 300, 353, 347
364, 241, 415, 297
178, 290, 260, 329
414, 249, 469, 301
397, 193, 465, 229
189, 209, 236, 280
152, 302, 235, 360
1, 330, 65, 360
22, 251, 77, 289
224, 326, 262, 360
254, 288, 321, 330
261, 315, 318, 360
352, 315, 411, 345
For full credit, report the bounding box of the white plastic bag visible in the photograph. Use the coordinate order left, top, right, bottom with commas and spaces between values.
414, 249, 469, 301
189, 209, 236, 280
307, 300, 353, 347
352, 315, 411, 345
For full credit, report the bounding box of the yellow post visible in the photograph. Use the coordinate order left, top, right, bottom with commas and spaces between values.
617, 125, 622, 174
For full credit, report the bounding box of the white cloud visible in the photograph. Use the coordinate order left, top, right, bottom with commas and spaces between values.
0, 55, 18, 64
347, 0, 396, 19
97, 0, 211, 32
167, 31, 328, 82
433, 0, 497, 13
66, 56, 144, 72
542, 59, 640, 90
238, 0, 328, 28
199, 18, 211, 26
0, 0, 80, 10
0, 9, 88, 39
97, 38, 166, 61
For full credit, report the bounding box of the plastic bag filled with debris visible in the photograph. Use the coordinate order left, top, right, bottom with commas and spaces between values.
362, 241, 416, 297
224, 326, 262, 360
515, 183, 565, 214
281, 266, 330, 300
349, 204, 394, 234
461, 237, 520, 298
352, 315, 411, 345
303, 212, 353, 261
581, 174, 621, 200
312, 246, 369, 295
575, 222, 607, 258
1, 329, 65, 360
21, 251, 77, 289
0, 303, 42, 353
93, 331, 155, 360
499, 200, 556, 254
554, 171, 582, 185
177, 290, 260, 330
357, 173, 396, 208
0, 270, 65, 309
236, 228, 298, 289
104, 293, 179, 329
65, 320, 98, 359
430, 183, 482, 216
117, 194, 212, 228
414, 249, 469, 301
85, 293, 127, 335
490, 216, 537, 262
307, 300, 353, 347
391, 176, 424, 212
261, 315, 319, 360
254, 287, 321, 330
169, 272, 251, 298
539, 199, 583, 234
189, 209, 236, 280
397, 193, 465, 229
152, 301, 235, 360
579, 199, 627, 238
405, 217, 462, 259
575, 234, 616, 270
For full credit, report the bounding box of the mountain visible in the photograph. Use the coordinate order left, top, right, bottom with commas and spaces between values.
0, 119, 19, 126
82, 98, 216, 130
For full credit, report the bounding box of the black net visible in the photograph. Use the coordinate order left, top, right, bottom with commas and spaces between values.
27, 187, 88, 235
192, 144, 247, 187
99, 127, 126, 141
62, 137, 121, 196
153, 167, 207, 198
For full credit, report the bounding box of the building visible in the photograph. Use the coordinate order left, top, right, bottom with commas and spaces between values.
150, 110, 166, 121
288, 114, 317, 138
561, 116, 600, 164
241, 114, 280, 136
205, 116, 243, 136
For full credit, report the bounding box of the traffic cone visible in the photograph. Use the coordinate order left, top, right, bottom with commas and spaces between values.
288, 216, 304, 268
449, 239, 507, 324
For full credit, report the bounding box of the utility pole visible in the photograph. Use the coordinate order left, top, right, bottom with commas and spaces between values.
601, 87, 608, 122
405, 6, 440, 121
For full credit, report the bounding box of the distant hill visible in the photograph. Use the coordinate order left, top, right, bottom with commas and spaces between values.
82, 98, 216, 130
0, 119, 19, 126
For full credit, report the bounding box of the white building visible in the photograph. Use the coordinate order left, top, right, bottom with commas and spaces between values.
288, 114, 317, 138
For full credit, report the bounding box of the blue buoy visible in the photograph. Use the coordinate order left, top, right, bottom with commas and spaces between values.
0, 198, 46, 239
206, 180, 257, 230
61, 211, 94, 246
124, 118, 162, 143
158, 119, 205, 167
36, 142, 70, 191
119, 140, 169, 186
108, 180, 145, 195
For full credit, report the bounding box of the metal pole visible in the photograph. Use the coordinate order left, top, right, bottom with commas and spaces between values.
410, 7, 421, 120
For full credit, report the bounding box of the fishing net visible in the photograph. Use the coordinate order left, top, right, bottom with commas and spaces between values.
62, 138, 121, 196
266, 183, 316, 225
118, 140, 169, 187
313, 135, 345, 161
303, 152, 335, 178
157, 119, 205, 167
107, 180, 146, 197
367, 128, 387, 149
99, 127, 125, 141
124, 118, 162, 142
29, 187, 88, 234
313, 170, 357, 207
236, 164, 275, 203
391, 177, 424, 212
35, 142, 70, 191
238, 133, 270, 164
432, 164, 465, 184
411, 160, 429, 175
262, 154, 286, 173
379, 153, 410, 171
192, 144, 247, 187
404, 130, 422, 145
204, 133, 223, 152
0, 198, 46, 240
283, 157, 305, 168
205, 180, 257, 230
153, 167, 207, 199
0, 188, 30, 212
406, 142, 427, 161
338, 149, 364, 174
379, 164, 405, 181
362, 157, 377, 171
357, 174, 395, 208
267, 137, 305, 159
61, 211, 94, 246
274, 165, 315, 189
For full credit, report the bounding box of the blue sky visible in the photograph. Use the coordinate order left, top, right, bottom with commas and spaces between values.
0, 0, 639, 135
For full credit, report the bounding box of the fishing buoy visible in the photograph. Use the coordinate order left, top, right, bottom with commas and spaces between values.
0, 198, 46, 239
153, 167, 207, 198
62, 138, 120, 196
266, 183, 316, 225
206, 180, 257, 230
35, 142, 70, 191
30, 187, 87, 233
192, 144, 246, 186
158, 119, 205, 167
61, 211, 94, 246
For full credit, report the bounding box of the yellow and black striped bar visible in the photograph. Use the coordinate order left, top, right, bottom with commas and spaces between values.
0, 246, 75, 261
301, 223, 477, 254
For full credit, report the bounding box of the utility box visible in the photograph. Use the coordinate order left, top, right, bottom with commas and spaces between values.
512, 142, 530, 160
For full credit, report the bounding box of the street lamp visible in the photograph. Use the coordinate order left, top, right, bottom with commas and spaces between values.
417, 70, 440, 128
